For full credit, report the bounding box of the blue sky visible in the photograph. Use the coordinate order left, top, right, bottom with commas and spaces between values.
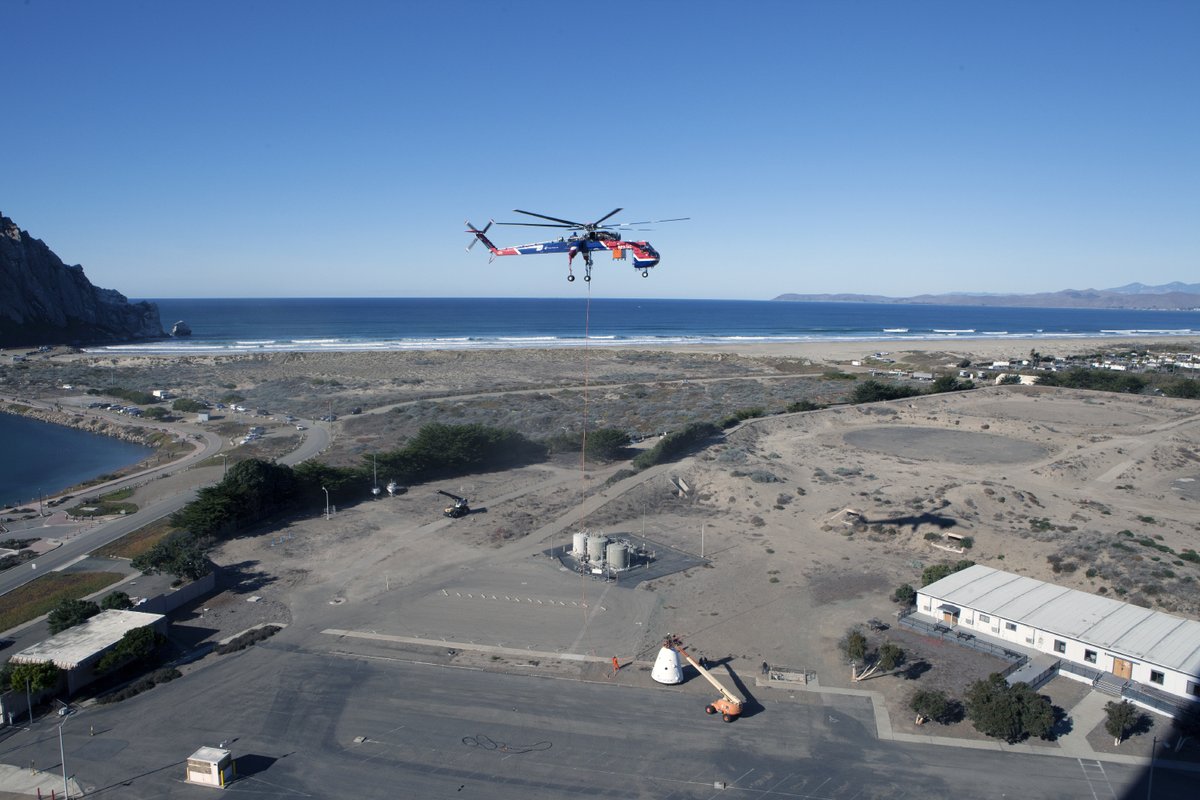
3, 1, 1197, 300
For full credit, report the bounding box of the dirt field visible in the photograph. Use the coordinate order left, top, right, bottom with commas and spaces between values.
10, 340, 1200, 751
158, 380, 1200, 751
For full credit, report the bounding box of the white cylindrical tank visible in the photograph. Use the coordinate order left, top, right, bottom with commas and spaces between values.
587, 534, 609, 562
606, 542, 629, 570
572, 532, 589, 558
651, 646, 683, 685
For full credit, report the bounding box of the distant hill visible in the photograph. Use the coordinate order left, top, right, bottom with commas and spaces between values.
0, 213, 164, 347
773, 285, 1200, 310
1106, 281, 1200, 295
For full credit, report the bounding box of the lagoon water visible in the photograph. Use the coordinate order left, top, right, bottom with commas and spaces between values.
0, 413, 152, 508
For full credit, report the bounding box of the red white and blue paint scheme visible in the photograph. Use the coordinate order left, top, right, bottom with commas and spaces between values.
465, 208, 687, 283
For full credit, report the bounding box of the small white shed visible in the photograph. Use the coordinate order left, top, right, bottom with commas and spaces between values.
185, 746, 236, 788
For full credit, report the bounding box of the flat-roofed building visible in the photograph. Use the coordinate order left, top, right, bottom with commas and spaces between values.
10, 609, 168, 693
918, 565, 1200, 704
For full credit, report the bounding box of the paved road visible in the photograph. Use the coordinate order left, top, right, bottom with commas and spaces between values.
9, 637, 1187, 799
0, 409, 328, 599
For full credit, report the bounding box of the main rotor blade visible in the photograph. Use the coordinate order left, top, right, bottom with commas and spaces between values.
611, 217, 691, 227
512, 209, 585, 227
591, 208, 623, 226
495, 221, 578, 228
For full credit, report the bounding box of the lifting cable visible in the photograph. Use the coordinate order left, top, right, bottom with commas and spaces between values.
577, 280, 593, 637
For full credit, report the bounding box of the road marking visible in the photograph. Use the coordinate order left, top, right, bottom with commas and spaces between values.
52, 554, 89, 572
1077, 758, 1116, 800
322, 629, 612, 663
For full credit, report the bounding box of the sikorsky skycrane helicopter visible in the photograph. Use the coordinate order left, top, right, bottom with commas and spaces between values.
465, 208, 687, 283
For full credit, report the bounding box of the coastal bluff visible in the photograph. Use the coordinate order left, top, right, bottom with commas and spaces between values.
1, 213, 164, 347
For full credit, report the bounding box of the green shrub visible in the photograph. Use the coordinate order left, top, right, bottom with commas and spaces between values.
965, 674, 1054, 743
930, 375, 974, 393
216, 625, 281, 655
100, 591, 134, 610
1036, 368, 1146, 394
850, 380, 920, 404
172, 398, 206, 412
921, 560, 975, 587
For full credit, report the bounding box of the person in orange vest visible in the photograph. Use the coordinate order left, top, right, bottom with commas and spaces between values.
611, 656, 620, 673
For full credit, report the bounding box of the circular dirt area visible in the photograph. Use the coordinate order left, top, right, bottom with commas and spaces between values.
843, 427, 1047, 464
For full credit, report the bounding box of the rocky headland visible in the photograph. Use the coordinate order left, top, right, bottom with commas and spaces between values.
0, 213, 164, 347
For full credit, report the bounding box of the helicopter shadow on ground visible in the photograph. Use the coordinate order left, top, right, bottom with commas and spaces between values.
861, 512, 958, 532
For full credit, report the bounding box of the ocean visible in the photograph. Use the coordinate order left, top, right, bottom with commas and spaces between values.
0, 412, 153, 507
82, 298, 1200, 355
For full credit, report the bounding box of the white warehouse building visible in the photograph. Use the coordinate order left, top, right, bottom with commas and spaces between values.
918, 565, 1200, 704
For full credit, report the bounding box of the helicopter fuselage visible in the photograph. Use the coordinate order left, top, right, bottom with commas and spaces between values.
495, 235, 660, 271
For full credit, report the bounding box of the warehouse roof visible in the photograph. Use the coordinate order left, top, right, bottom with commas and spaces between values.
921, 565, 1200, 676
11, 609, 166, 670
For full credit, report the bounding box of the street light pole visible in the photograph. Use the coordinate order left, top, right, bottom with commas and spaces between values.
219, 453, 228, 478
58, 709, 73, 800
322, 486, 330, 520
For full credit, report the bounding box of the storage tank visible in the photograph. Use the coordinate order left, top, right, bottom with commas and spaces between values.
587, 534, 609, 562
572, 532, 589, 558
606, 542, 629, 570
651, 646, 683, 684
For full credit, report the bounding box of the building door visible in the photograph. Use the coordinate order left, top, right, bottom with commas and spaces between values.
942, 611, 957, 624
1113, 658, 1132, 679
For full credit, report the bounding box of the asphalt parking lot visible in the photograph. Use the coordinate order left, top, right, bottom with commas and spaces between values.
5, 632, 1188, 799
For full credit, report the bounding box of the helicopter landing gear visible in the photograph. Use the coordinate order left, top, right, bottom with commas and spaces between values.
641, 270, 649, 277
567, 274, 575, 282
584, 274, 590, 282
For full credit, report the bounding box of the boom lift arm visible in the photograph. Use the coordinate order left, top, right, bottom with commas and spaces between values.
664, 635, 743, 722
436, 490, 470, 518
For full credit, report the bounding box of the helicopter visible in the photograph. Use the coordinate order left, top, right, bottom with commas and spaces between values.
465, 208, 687, 283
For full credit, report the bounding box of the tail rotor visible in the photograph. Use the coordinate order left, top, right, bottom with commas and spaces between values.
464, 220, 494, 252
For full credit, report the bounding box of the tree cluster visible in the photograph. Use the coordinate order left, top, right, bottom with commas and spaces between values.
171, 458, 301, 540
91, 386, 159, 405
375, 423, 546, 484
543, 428, 631, 461
632, 421, 721, 470
840, 626, 905, 681
1037, 368, 1146, 394
849, 380, 921, 404
909, 689, 963, 725
171, 398, 207, 412
96, 625, 163, 674
929, 375, 974, 393
2, 660, 61, 693
48, 598, 100, 634
965, 673, 1054, 743
100, 590, 134, 610
131, 530, 212, 581
1161, 378, 1200, 399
